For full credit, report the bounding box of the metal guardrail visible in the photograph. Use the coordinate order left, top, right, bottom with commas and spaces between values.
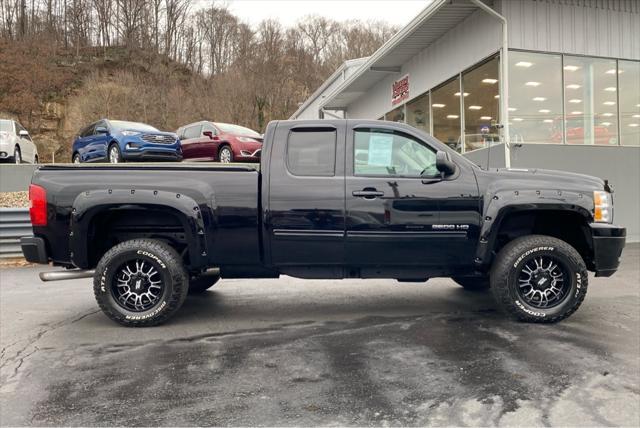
0, 208, 31, 258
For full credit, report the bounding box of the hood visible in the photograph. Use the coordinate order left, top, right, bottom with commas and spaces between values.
479, 167, 607, 194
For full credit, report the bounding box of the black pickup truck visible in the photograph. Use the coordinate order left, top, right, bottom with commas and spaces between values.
21, 120, 626, 326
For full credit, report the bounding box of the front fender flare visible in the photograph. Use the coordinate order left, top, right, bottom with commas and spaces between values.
475, 189, 593, 267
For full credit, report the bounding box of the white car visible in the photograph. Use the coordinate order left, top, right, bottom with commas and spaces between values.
0, 119, 39, 164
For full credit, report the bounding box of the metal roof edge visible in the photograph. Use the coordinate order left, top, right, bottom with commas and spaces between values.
319, 0, 449, 110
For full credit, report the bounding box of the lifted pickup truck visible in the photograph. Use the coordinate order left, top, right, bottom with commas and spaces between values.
21, 120, 626, 327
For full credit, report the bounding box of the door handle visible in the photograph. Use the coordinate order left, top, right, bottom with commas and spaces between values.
352, 190, 384, 199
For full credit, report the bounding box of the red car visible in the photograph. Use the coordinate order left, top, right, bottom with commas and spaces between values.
177, 121, 263, 162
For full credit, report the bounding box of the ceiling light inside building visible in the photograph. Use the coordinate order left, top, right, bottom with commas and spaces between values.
508, 107, 517, 112
454, 92, 469, 97
571, 111, 583, 115
569, 99, 582, 103
533, 97, 547, 101
601, 122, 611, 126
602, 113, 614, 117
564, 65, 580, 71
494, 94, 500, 99
516, 61, 533, 68
629, 123, 639, 127
446, 115, 459, 119
543, 119, 553, 123
480, 116, 492, 120
482, 78, 498, 84
468, 105, 482, 110
605, 69, 622, 74
566, 84, 581, 89
432, 103, 445, 108
513, 118, 524, 122
525, 81, 541, 87
603, 101, 616, 106
604, 87, 617, 92
538, 109, 551, 113
633, 114, 640, 118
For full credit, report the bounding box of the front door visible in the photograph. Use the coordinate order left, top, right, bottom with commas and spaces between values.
267, 122, 346, 268
345, 124, 480, 269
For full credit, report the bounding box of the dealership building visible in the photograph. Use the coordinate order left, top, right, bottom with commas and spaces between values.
291, 0, 640, 241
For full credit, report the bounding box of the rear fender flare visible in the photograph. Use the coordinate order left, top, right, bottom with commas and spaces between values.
69, 189, 208, 269
476, 189, 593, 266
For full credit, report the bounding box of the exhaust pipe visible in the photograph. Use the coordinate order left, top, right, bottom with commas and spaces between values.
39, 269, 95, 282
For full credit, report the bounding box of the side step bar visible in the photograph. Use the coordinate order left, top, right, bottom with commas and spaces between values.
39, 269, 95, 282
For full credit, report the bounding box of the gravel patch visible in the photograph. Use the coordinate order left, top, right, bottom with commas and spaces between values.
0, 191, 29, 208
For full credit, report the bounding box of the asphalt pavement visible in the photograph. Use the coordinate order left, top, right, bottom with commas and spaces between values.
1, 245, 639, 426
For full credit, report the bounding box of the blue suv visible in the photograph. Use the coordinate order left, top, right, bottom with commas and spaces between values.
72, 119, 182, 163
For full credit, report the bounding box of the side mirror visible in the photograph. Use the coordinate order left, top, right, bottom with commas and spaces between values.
19, 130, 29, 137
435, 150, 457, 176
95, 126, 108, 134
203, 131, 214, 140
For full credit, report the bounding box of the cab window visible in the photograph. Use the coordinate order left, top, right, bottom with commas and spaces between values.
287, 128, 336, 176
354, 129, 438, 177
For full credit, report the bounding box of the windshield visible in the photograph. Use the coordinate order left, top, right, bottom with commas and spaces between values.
0, 120, 12, 133
215, 123, 261, 137
110, 120, 159, 132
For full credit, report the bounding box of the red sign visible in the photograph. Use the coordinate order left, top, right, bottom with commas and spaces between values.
392, 74, 409, 106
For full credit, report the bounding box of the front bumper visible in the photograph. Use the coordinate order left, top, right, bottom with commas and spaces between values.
21, 236, 49, 264
123, 148, 182, 162
589, 223, 626, 277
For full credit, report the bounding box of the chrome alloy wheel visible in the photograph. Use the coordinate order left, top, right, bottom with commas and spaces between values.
517, 255, 569, 309
219, 147, 232, 163
112, 259, 164, 312
109, 146, 120, 163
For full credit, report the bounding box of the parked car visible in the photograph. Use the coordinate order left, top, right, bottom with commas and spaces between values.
177, 121, 262, 163
71, 119, 182, 163
0, 119, 38, 163
21, 119, 625, 327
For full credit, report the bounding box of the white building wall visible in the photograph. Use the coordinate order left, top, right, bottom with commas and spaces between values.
346, 0, 639, 120
347, 9, 502, 119
504, 0, 640, 60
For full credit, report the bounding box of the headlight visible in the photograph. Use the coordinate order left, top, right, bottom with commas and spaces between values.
121, 130, 141, 136
238, 137, 258, 143
593, 191, 611, 223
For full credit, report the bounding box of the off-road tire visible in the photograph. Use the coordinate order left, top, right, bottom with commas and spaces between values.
453, 276, 490, 291
188, 275, 220, 294
490, 235, 588, 323
93, 239, 189, 327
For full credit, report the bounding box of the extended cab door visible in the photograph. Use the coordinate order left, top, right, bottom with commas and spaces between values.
265, 121, 346, 268
345, 123, 481, 269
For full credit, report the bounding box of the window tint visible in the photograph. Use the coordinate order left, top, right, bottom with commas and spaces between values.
354, 129, 437, 177
80, 124, 94, 138
287, 129, 336, 176
202, 123, 217, 135
0, 120, 12, 133
183, 125, 202, 139
93, 120, 107, 135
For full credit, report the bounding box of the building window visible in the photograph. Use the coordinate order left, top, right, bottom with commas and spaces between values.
431, 76, 462, 151
286, 129, 336, 176
619, 60, 640, 146
387, 105, 405, 122
563, 55, 618, 145
509, 51, 563, 144
462, 56, 500, 152
406, 92, 430, 134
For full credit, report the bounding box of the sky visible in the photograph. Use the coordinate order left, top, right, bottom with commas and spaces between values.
198, 1, 430, 28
